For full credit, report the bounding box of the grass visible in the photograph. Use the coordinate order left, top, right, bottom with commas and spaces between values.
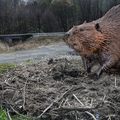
0, 63, 16, 74
0, 51, 16, 54
0, 108, 33, 120
0, 109, 8, 120
26, 59, 31, 63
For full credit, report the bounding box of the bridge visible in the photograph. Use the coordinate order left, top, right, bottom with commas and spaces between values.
0, 32, 65, 43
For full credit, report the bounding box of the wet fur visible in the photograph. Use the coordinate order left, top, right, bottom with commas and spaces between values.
65, 4, 120, 78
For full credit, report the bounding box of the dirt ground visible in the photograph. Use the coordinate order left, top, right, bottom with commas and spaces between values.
1, 57, 120, 120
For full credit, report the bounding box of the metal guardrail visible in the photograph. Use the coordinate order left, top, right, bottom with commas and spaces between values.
0, 32, 65, 43
32, 32, 65, 36
0, 32, 65, 37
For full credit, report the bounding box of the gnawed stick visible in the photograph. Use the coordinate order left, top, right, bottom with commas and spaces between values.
6, 100, 34, 119
103, 94, 106, 101
108, 116, 111, 120
90, 98, 93, 107
59, 99, 64, 108
63, 98, 68, 106
53, 106, 93, 112
115, 75, 117, 88
37, 87, 73, 119
106, 114, 116, 118
7, 109, 12, 120
67, 101, 71, 107
95, 100, 114, 109
37, 102, 53, 119
23, 79, 28, 109
85, 111, 97, 120
73, 94, 84, 106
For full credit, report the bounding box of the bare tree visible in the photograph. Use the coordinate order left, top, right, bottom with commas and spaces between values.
42, 8, 58, 32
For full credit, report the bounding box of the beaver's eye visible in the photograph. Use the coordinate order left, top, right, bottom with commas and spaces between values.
74, 43, 77, 46
80, 28, 84, 31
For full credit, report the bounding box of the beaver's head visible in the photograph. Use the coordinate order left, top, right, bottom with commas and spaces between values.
65, 22, 104, 55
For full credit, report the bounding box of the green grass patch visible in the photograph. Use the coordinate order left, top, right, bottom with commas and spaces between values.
0, 51, 16, 54
26, 59, 31, 63
0, 108, 33, 120
0, 109, 8, 120
0, 63, 15, 74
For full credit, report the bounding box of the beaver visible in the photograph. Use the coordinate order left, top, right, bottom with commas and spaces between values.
65, 4, 120, 79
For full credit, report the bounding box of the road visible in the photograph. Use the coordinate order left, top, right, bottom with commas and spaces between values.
0, 45, 80, 64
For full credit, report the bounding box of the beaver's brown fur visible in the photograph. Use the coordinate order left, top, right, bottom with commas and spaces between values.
65, 4, 120, 79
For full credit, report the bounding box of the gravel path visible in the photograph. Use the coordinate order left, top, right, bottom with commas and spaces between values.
0, 45, 80, 64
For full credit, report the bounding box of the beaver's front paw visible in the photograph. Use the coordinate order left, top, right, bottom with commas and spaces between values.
88, 73, 99, 79
79, 71, 88, 77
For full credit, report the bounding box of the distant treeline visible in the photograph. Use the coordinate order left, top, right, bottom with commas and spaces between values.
0, 0, 120, 34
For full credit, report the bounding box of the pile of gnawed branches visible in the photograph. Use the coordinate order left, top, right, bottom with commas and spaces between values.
0, 59, 120, 120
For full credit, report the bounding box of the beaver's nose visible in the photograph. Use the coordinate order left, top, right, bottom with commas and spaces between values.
65, 33, 70, 39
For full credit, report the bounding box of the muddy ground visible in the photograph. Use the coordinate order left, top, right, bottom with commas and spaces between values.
0, 57, 120, 120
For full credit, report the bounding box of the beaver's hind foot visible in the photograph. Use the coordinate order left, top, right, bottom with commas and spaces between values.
79, 71, 88, 77
88, 73, 99, 80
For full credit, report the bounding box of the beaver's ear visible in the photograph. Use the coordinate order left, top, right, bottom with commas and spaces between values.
73, 29, 78, 34
95, 23, 100, 31
73, 26, 78, 34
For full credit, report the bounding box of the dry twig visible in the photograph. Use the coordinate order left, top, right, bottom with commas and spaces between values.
63, 98, 69, 106
73, 94, 84, 106
103, 94, 106, 101
7, 109, 12, 120
5, 100, 34, 119
115, 75, 117, 88
108, 116, 111, 120
90, 98, 93, 107
85, 111, 97, 120
23, 79, 28, 109
37, 87, 73, 119
106, 114, 116, 120
53, 106, 93, 112
59, 98, 64, 108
